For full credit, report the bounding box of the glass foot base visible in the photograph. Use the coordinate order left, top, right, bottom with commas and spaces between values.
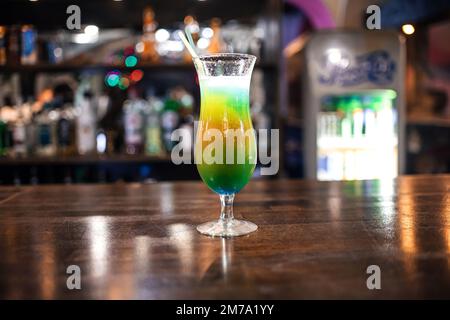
197, 219, 258, 237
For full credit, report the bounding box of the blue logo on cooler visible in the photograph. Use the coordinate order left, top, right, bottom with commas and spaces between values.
318, 50, 396, 86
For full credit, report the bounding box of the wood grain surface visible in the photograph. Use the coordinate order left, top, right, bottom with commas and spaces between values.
0, 175, 449, 299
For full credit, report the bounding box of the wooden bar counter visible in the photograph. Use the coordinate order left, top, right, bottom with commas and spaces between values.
0, 175, 449, 299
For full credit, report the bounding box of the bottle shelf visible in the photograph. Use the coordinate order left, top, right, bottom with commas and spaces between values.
0, 62, 277, 73
0, 154, 172, 166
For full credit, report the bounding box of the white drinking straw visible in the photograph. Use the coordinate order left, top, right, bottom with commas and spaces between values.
178, 30, 198, 58
184, 26, 196, 51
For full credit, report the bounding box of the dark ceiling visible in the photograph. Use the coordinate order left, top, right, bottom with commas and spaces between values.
0, 0, 275, 31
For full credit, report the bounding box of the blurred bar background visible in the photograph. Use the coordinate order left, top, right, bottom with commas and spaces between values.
0, 0, 449, 185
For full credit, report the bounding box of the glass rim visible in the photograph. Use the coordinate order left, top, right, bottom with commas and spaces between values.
193, 53, 257, 62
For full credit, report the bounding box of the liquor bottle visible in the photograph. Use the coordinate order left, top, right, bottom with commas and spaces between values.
0, 26, 6, 65
26, 106, 38, 156
95, 93, 110, 155
178, 113, 194, 157
207, 18, 223, 54
7, 25, 20, 65
96, 129, 107, 154
0, 108, 7, 156
123, 89, 145, 155
173, 87, 194, 154
141, 6, 159, 63
76, 91, 97, 155
178, 88, 194, 118
46, 35, 63, 65
57, 103, 76, 156
0, 98, 16, 157
97, 89, 124, 155
35, 102, 58, 157
34, 107, 48, 156
12, 104, 27, 157
145, 96, 163, 156
21, 25, 37, 65
160, 98, 180, 152
6, 120, 14, 157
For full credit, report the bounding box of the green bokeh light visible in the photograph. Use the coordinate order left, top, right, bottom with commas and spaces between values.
118, 77, 130, 90
106, 74, 120, 87
125, 55, 138, 67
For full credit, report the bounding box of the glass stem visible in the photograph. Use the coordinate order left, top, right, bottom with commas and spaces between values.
220, 194, 235, 223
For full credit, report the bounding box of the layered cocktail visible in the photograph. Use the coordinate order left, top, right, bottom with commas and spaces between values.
194, 54, 257, 237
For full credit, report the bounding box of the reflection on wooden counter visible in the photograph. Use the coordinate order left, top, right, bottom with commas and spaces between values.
0, 175, 449, 299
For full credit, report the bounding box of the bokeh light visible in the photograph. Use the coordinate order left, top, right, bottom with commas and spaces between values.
125, 55, 138, 67
105, 71, 121, 87
155, 29, 170, 42
130, 69, 144, 82
201, 27, 214, 39
124, 47, 134, 57
135, 41, 144, 53
118, 76, 130, 90
197, 38, 210, 50
84, 25, 99, 36
402, 24, 415, 35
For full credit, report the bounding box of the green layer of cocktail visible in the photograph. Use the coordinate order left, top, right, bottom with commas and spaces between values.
195, 76, 256, 195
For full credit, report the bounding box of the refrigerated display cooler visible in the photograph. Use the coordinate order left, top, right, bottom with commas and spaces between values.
303, 30, 406, 180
